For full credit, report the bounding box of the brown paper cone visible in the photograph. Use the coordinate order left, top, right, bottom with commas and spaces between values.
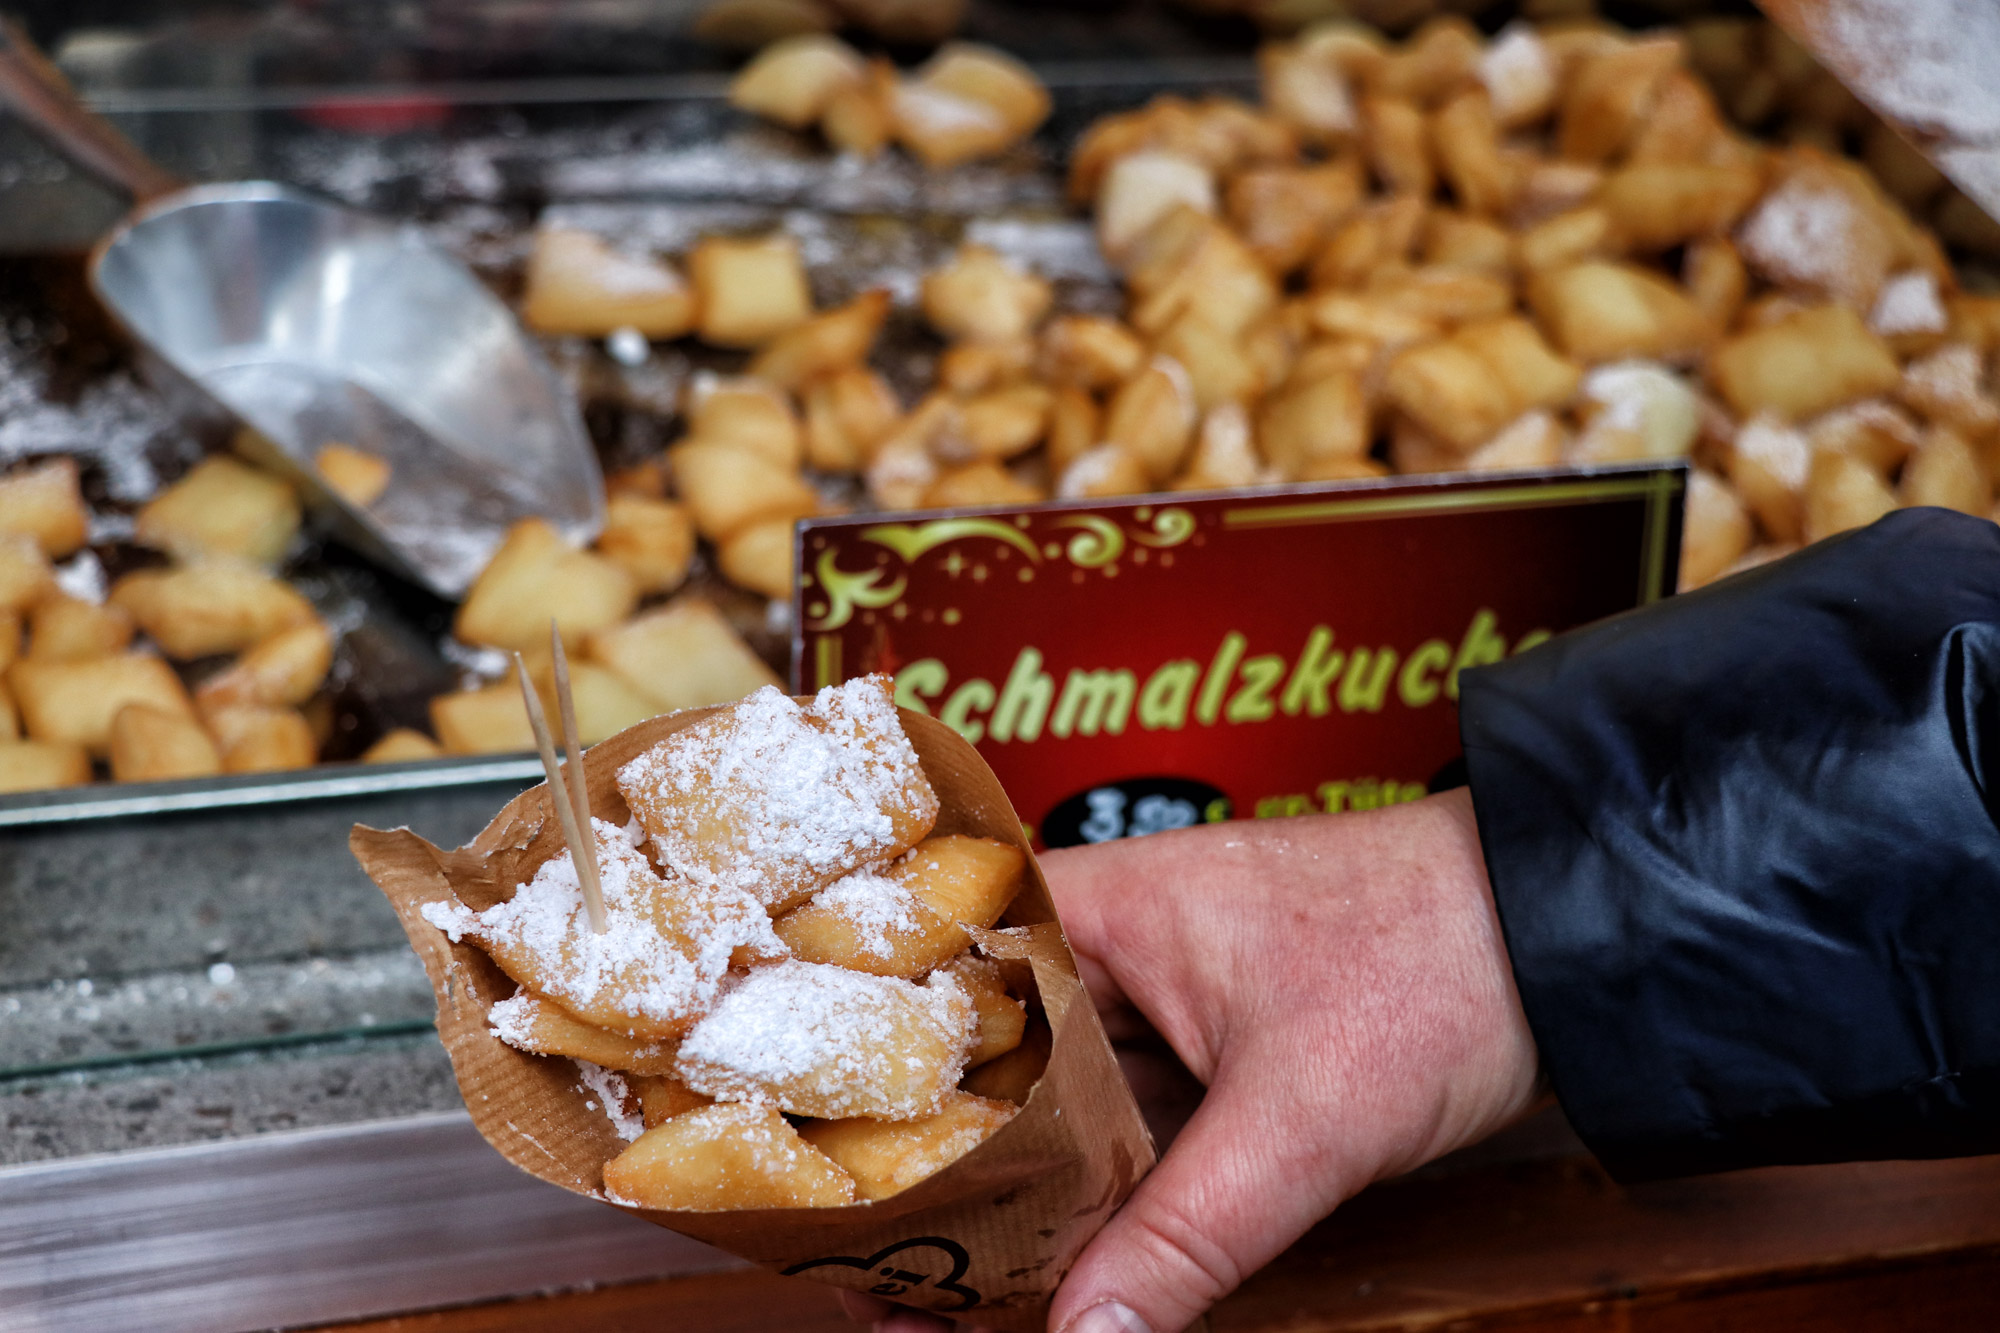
350, 704, 1157, 1330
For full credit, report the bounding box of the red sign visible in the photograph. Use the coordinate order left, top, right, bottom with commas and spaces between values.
793, 465, 1684, 849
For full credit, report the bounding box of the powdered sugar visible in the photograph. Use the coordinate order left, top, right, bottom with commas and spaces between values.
1738, 184, 1858, 288
51, 551, 107, 605
809, 862, 926, 955
1734, 414, 1811, 491
616, 678, 936, 912
1869, 270, 1948, 336
1900, 342, 1989, 413
866, 436, 941, 503
1057, 445, 1130, 500
588, 249, 686, 299
1573, 362, 1700, 461
487, 992, 540, 1047
1736, 161, 1896, 309
1801, 0, 2000, 144
1479, 24, 1555, 127
893, 85, 1008, 137
575, 1059, 646, 1142
541, 227, 687, 298
1808, 398, 1924, 455
420, 817, 782, 1032
677, 959, 974, 1119
0, 338, 186, 502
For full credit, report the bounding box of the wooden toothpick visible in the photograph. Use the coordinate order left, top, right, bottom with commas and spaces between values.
515, 649, 607, 934
548, 622, 603, 923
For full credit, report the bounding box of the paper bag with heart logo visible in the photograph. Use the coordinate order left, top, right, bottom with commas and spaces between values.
351, 703, 1157, 1332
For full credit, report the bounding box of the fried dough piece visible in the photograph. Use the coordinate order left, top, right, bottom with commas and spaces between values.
10, 652, 194, 756
602, 1103, 856, 1210
800, 1091, 1017, 1201
631, 1072, 714, 1128
110, 563, 315, 660
0, 739, 90, 792
110, 702, 221, 782
421, 819, 784, 1040
134, 456, 298, 567
676, 959, 975, 1120
488, 991, 683, 1076
959, 1018, 1051, 1105
774, 836, 1024, 977
939, 953, 1026, 1066
617, 675, 937, 915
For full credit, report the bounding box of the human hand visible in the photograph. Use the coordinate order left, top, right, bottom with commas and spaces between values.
843, 787, 1542, 1333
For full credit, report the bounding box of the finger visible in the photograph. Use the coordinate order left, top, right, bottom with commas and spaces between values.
1048, 1066, 1350, 1333
1036, 844, 1125, 988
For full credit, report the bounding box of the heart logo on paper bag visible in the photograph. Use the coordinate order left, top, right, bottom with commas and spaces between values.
785, 1236, 981, 1310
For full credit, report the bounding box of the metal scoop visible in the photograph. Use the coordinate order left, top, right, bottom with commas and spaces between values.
0, 25, 602, 599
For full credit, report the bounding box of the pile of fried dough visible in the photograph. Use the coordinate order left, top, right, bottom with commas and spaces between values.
692, 18, 2000, 594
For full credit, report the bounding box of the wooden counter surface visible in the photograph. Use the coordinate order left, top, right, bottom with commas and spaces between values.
324, 1150, 2000, 1332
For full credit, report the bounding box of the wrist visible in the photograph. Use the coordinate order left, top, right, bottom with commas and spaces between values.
1395, 786, 1545, 1167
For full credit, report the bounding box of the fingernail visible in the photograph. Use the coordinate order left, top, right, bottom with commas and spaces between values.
1065, 1301, 1151, 1333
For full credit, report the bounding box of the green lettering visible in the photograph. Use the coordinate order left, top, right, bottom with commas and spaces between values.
1281, 626, 1344, 717
1225, 654, 1285, 723
1196, 632, 1247, 726
1514, 628, 1553, 655
990, 648, 1052, 743
939, 677, 996, 744
1050, 668, 1137, 738
1396, 640, 1452, 708
894, 659, 948, 714
1137, 660, 1199, 731
1339, 648, 1398, 713
1447, 608, 1507, 700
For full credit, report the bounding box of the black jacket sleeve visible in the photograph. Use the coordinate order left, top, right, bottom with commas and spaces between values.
1460, 507, 2000, 1182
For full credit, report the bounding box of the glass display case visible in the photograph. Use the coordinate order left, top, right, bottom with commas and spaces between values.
0, 12, 1235, 1323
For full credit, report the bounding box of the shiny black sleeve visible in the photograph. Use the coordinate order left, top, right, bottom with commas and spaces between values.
1460, 508, 2000, 1182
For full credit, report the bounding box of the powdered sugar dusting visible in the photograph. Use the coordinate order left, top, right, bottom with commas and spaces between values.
809, 862, 925, 955
1810, 398, 1923, 453
488, 992, 539, 1047
1870, 270, 1948, 336
894, 84, 1008, 137
1735, 414, 1811, 491
1057, 445, 1130, 499
51, 551, 107, 605
616, 678, 936, 911
420, 817, 781, 1031
1901, 342, 1989, 413
1799, 0, 2000, 142
1574, 362, 1700, 460
587, 248, 685, 299
1479, 24, 1555, 126
866, 437, 940, 502
677, 959, 974, 1119
1738, 183, 1859, 292
575, 1059, 646, 1142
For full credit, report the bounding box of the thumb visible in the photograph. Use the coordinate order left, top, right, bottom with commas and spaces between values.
1047, 1065, 1350, 1333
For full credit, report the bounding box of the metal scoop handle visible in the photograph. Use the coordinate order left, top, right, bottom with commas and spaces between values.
0, 19, 180, 204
